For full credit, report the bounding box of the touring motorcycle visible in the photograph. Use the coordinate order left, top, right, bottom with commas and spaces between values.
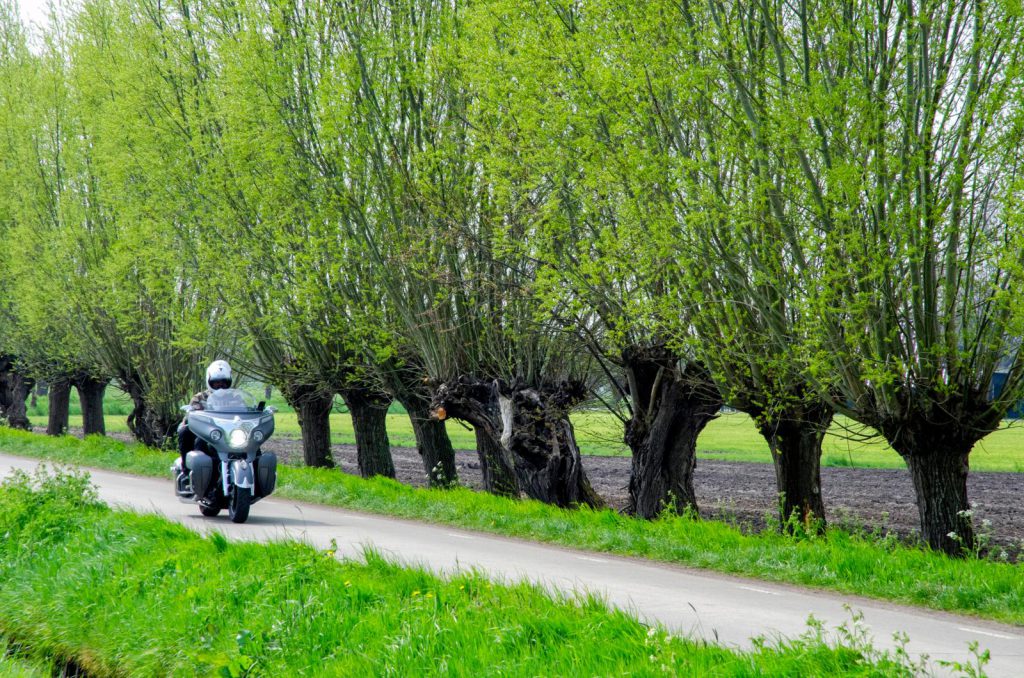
172, 388, 278, 523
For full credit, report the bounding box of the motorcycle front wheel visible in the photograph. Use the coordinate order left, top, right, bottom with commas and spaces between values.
200, 503, 221, 517
229, 486, 251, 523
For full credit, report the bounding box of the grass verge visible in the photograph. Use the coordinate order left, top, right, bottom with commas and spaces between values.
0, 639, 53, 678
0, 468, 930, 677
53, 408, 1024, 471
0, 428, 1022, 627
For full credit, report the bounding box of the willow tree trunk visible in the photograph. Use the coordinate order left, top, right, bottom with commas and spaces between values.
473, 426, 519, 498
75, 376, 107, 436
433, 377, 602, 508
284, 386, 335, 468
902, 449, 974, 555
407, 402, 457, 486
0, 357, 34, 431
430, 378, 516, 496
875, 420, 976, 556
125, 390, 177, 448
341, 388, 395, 479
46, 378, 72, 436
382, 365, 458, 487
623, 347, 722, 519
753, 402, 833, 532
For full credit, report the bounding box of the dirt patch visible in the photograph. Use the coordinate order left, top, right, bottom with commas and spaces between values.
86, 428, 1024, 555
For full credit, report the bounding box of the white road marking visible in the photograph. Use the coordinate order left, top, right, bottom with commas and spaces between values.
738, 585, 781, 596
576, 556, 609, 564
446, 532, 474, 540
957, 627, 1020, 641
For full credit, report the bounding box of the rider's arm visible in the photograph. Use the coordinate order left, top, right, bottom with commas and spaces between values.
189, 391, 209, 411
182, 391, 208, 425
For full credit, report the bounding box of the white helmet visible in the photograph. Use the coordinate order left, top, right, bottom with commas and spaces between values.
206, 360, 233, 389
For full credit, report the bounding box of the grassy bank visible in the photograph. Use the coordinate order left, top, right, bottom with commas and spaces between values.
0, 639, 52, 678
0, 468, 925, 676
29, 388, 1024, 470
1, 429, 1021, 626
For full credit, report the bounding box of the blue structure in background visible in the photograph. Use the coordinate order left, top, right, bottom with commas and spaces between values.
990, 372, 1024, 419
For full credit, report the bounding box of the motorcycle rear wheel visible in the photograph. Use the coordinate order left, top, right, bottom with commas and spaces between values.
200, 503, 221, 517
229, 486, 251, 523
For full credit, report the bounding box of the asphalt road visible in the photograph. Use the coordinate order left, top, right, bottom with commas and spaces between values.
1, 453, 1021, 676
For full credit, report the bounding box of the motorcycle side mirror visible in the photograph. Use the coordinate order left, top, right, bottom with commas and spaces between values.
266, 406, 277, 415
257, 401, 266, 412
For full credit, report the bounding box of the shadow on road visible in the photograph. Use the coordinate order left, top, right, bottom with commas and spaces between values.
185, 514, 330, 528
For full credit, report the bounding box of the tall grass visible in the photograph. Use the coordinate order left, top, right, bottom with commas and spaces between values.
0, 639, 53, 678
0, 468, 920, 676
1, 428, 1021, 625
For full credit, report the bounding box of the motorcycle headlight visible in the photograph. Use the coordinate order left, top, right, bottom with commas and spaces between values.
252, 429, 265, 443
228, 428, 248, 449
209, 429, 223, 442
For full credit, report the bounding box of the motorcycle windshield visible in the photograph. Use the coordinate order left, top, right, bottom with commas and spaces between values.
205, 389, 259, 414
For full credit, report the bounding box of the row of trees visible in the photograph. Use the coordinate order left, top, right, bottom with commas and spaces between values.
1, 0, 1022, 556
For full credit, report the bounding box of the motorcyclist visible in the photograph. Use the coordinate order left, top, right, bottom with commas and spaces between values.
177, 360, 233, 477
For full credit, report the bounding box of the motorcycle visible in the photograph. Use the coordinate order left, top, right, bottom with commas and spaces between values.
172, 388, 279, 523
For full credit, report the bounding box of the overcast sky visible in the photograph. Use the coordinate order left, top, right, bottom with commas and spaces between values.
17, 0, 56, 31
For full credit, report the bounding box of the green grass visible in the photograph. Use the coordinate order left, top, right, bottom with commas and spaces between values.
26, 387, 1024, 471
0, 468, 920, 677
25, 387, 135, 418
1, 428, 1021, 627
0, 640, 52, 678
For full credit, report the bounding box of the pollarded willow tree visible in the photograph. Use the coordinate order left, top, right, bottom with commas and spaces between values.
196, 0, 411, 478
45, 0, 232, 446
187, 0, 348, 471
469, 0, 845, 523
701, 0, 1024, 554
601, 0, 840, 529
0, 11, 110, 437
326, 0, 602, 507
464, 1, 729, 520
0, 5, 35, 431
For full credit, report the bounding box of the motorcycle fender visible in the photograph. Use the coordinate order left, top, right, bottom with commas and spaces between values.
231, 460, 255, 490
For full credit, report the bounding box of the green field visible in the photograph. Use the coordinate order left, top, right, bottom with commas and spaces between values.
31, 388, 1024, 472
2, 429, 1021, 626
0, 468, 924, 676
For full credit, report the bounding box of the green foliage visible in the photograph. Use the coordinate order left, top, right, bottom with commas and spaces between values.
2, 430, 1021, 624
0, 468, 921, 676
3, 0, 1024, 550
0, 0, 231, 438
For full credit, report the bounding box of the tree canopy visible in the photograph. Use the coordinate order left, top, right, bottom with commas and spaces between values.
2, 0, 1023, 555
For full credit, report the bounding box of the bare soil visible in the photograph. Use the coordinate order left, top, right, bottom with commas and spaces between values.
258, 436, 1024, 555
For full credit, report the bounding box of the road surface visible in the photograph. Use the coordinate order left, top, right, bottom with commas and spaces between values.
1, 453, 1021, 676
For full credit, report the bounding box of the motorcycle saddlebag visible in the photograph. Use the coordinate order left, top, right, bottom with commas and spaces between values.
186, 451, 214, 499
256, 452, 278, 498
